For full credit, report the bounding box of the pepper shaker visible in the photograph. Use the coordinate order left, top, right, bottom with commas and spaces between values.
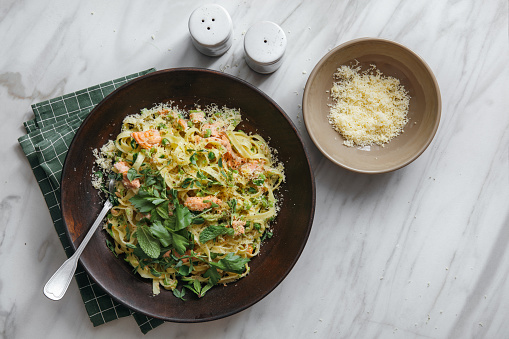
188, 4, 233, 57
244, 21, 287, 74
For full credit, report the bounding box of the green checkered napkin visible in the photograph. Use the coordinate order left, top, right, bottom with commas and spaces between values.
18, 69, 167, 334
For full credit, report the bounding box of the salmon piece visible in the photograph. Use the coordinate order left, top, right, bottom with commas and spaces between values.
203, 134, 229, 149
114, 161, 130, 173
203, 136, 223, 147
220, 134, 245, 168
220, 134, 232, 151
123, 176, 140, 189
160, 109, 178, 119
203, 132, 245, 168
231, 219, 246, 236
113, 161, 141, 189
140, 212, 151, 220
132, 129, 162, 149
201, 122, 224, 137
240, 160, 263, 177
189, 111, 205, 123
184, 196, 222, 211
177, 119, 188, 131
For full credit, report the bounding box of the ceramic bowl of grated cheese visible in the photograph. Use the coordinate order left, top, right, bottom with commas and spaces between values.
303, 38, 441, 174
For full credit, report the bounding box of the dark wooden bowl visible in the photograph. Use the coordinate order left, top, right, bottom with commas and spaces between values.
61, 68, 315, 322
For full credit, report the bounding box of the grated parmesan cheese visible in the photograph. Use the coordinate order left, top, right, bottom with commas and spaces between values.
93, 139, 115, 170
327, 63, 410, 147
91, 139, 116, 189
91, 173, 102, 190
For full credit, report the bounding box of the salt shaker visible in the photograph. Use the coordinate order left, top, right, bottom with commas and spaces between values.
244, 21, 287, 74
188, 4, 233, 57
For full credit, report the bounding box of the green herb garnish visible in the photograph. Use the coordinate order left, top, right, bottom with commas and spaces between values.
199, 224, 234, 243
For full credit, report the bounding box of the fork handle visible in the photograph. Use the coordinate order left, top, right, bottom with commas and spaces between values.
43, 200, 112, 300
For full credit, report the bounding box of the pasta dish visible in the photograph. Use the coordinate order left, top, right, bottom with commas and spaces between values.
93, 103, 285, 298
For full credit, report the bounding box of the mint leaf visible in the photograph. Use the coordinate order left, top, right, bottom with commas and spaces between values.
133, 244, 151, 260
199, 225, 234, 243
136, 225, 160, 258
192, 216, 205, 224
209, 253, 250, 274
175, 204, 193, 231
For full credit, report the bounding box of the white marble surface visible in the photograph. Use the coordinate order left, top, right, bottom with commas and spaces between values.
2, 0, 509, 337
